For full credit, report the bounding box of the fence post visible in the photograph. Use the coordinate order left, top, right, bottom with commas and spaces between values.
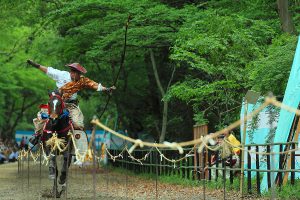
215, 151, 219, 182
291, 143, 295, 185
247, 146, 252, 194
155, 149, 159, 200
278, 144, 283, 188
208, 150, 211, 181
229, 155, 233, 185
267, 145, 271, 189
256, 146, 261, 195
193, 124, 208, 180
222, 158, 226, 200
202, 149, 207, 200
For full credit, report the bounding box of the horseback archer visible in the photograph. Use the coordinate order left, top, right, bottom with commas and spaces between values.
27, 60, 116, 178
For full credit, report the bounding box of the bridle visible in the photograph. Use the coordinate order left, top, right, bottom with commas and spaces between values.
43, 93, 71, 134
48, 93, 65, 116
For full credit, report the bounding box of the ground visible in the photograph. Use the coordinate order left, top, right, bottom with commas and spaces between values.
0, 159, 266, 200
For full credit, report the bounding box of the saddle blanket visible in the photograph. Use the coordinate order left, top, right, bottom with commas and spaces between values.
73, 130, 88, 157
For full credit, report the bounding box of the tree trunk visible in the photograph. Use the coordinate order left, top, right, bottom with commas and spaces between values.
149, 49, 168, 143
277, 0, 297, 34
2, 97, 40, 138
160, 100, 168, 143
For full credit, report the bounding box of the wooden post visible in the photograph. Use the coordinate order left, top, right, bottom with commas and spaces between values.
291, 143, 295, 185
278, 144, 283, 187
267, 145, 271, 189
240, 90, 260, 197
283, 118, 300, 185
247, 146, 252, 194
256, 146, 261, 195
193, 124, 208, 179
240, 100, 248, 198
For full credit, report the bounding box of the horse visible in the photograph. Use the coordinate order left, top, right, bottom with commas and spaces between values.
42, 91, 73, 197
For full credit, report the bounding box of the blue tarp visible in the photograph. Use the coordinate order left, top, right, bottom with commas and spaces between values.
15, 130, 128, 150
260, 36, 300, 191
241, 36, 300, 192
240, 101, 279, 178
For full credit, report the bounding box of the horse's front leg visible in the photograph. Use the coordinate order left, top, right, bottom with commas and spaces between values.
59, 138, 72, 186
48, 149, 59, 197
45, 144, 58, 180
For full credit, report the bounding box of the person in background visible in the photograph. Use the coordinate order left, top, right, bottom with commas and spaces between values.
24, 136, 29, 150
20, 136, 25, 149
210, 130, 241, 178
8, 148, 18, 162
0, 151, 6, 164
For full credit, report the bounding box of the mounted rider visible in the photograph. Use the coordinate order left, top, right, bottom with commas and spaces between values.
27, 59, 115, 183
28, 59, 115, 133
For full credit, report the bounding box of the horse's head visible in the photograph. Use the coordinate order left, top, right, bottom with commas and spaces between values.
42, 91, 70, 138
48, 91, 65, 120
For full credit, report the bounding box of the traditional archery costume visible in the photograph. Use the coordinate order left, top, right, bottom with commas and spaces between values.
28, 60, 114, 182
32, 63, 106, 133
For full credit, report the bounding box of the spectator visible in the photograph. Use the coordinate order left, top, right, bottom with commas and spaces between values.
0, 151, 6, 164
210, 130, 241, 178
20, 136, 25, 149
8, 148, 18, 162
24, 136, 29, 150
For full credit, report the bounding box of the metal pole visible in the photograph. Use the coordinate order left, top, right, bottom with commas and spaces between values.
27, 150, 30, 200
125, 145, 128, 199
222, 159, 226, 200
270, 145, 276, 200
125, 164, 128, 199
93, 137, 96, 200
155, 149, 158, 200
18, 154, 20, 174
240, 99, 248, 198
106, 146, 109, 196
21, 153, 24, 194
39, 145, 42, 200
202, 149, 206, 200
55, 149, 58, 199
65, 138, 71, 200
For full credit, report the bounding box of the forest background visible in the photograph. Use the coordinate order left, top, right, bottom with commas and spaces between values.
0, 0, 298, 143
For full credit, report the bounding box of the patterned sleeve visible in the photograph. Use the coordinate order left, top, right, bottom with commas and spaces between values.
81, 77, 98, 89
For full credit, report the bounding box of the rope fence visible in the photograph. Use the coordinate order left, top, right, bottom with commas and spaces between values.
15, 96, 300, 199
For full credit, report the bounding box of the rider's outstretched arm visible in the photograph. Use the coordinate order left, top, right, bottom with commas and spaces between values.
27, 59, 48, 73
81, 77, 116, 92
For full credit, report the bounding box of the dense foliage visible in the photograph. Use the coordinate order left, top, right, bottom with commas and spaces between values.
0, 0, 299, 142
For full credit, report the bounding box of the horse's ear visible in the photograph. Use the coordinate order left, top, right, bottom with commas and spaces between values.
47, 90, 52, 97
54, 89, 62, 96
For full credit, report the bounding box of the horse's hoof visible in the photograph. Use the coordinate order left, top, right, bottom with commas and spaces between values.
59, 185, 66, 197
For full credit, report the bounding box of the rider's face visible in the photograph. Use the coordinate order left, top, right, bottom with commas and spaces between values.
70, 69, 80, 81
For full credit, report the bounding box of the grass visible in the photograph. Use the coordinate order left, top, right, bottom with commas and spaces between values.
263, 181, 300, 200
109, 165, 300, 199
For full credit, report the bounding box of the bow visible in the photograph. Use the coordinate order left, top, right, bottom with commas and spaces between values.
98, 14, 131, 119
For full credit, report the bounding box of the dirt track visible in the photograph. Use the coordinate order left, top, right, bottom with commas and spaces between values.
0, 160, 264, 200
